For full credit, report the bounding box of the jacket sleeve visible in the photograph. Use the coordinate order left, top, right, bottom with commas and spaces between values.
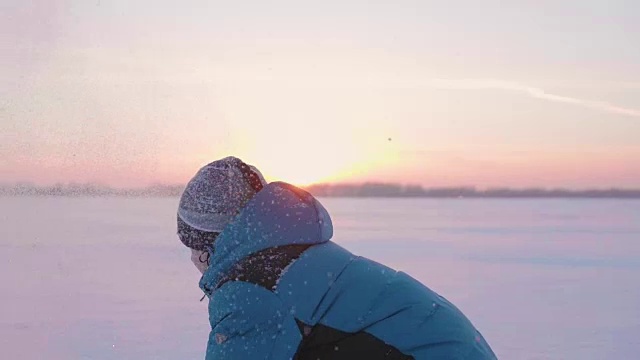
363, 270, 497, 360
205, 282, 302, 360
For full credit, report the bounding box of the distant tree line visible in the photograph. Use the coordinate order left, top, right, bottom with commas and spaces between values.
305, 183, 640, 199
1, 182, 639, 198
0, 183, 184, 197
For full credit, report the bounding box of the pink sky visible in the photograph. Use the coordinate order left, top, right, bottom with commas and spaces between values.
2, 0, 639, 189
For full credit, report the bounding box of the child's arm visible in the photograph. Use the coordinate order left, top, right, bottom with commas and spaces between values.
205, 282, 301, 360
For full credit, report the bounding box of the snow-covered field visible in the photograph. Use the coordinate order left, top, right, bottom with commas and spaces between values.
1, 197, 639, 359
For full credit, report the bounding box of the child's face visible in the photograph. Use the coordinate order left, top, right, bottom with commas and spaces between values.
190, 248, 209, 274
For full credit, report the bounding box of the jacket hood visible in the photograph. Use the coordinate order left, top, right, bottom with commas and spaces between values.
200, 182, 333, 294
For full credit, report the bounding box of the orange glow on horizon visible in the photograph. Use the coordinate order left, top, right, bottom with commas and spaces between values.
235, 129, 402, 187
3, 143, 639, 189
246, 150, 400, 187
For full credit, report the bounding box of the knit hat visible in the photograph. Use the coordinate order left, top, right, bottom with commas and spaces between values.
177, 156, 267, 249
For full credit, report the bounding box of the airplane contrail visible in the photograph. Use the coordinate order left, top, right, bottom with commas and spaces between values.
431, 79, 640, 118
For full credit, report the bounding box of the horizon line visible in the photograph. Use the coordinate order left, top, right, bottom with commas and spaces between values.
2, 182, 640, 199
2, 181, 640, 191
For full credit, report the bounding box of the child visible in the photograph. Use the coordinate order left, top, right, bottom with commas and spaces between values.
177, 156, 496, 360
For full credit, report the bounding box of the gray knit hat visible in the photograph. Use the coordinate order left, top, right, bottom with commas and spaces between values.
178, 157, 267, 235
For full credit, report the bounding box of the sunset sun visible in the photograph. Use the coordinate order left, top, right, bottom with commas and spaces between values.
238, 132, 399, 187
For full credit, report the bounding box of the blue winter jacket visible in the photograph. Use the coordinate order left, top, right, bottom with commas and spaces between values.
199, 182, 496, 359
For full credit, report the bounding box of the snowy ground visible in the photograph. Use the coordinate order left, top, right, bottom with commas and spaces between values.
1, 197, 639, 359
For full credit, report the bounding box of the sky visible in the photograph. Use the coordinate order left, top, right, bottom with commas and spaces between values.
1, 0, 639, 188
